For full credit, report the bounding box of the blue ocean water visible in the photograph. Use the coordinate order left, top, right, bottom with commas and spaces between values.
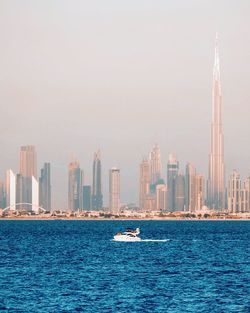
0, 220, 249, 313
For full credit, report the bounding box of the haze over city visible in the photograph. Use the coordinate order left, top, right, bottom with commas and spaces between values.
1, 0, 250, 208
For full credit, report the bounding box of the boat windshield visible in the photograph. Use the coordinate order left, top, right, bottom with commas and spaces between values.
126, 228, 136, 233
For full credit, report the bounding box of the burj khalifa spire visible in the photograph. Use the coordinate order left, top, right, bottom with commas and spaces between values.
208, 34, 225, 210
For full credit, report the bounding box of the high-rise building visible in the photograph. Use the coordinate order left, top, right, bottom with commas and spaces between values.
109, 168, 120, 213
175, 173, 185, 211
228, 170, 241, 213
156, 184, 167, 211
145, 194, 156, 211
20, 176, 35, 211
16, 174, 24, 210
32, 176, 39, 213
5, 169, 16, 211
241, 176, 250, 213
185, 163, 196, 212
39, 163, 51, 211
208, 34, 225, 210
18, 145, 38, 211
0, 181, 6, 209
82, 185, 91, 210
92, 150, 103, 210
167, 154, 179, 211
68, 160, 83, 211
149, 144, 162, 185
139, 158, 150, 210
195, 174, 205, 210
20, 145, 37, 179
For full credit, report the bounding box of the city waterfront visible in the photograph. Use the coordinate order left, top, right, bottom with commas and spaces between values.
0, 220, 249, 312
1, 1, 250, 312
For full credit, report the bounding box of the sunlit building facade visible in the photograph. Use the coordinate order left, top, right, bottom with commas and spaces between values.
195, 174, 205, 210
156, 184, 167, 211
228, 170, 241, 213
241, 176, 250, 212
5, 169, 16, 211
32, 176, 39, 213
208, 35, 225, 210
20, 145, 37, 179
109, 168, 120, 213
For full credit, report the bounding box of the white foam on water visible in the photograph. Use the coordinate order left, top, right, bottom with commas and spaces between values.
112, 239, 170, 242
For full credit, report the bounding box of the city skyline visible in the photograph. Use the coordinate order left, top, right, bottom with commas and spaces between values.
1, 141, 249, 213
0, 3, 249, 313
1, 1, 250, 207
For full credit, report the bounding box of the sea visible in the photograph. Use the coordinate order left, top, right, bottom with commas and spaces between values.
0, 220, 249, 313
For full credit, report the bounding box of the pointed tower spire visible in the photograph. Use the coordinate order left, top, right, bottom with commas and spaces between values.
208, 33, 225, 210
92, 149, 103, 210
213, 32, 220, 82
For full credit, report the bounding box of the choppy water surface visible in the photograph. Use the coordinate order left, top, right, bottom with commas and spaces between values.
0, 220, 249, 312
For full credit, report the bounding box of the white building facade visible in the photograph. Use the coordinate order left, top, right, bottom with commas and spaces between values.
6, 169, 16, 211
109, 168, 120, 213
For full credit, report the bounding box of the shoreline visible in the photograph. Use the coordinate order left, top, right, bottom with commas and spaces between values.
0, 217, 249, 221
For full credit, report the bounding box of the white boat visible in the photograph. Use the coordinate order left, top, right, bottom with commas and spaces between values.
113, 228, 141, 242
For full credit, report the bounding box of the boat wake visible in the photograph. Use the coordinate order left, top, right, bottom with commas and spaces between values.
112, 239, 170, 242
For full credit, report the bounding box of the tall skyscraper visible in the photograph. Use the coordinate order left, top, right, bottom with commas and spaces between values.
92, 150, 103, 210
32, 176, 39, 213
241, 176, 250, 213
16, 174, 24, 210
167, 154, 179, 211
208, 34, 225, 210
149, 144, 162, 185
175, 173, 185, 211
20, 145, 37, 179
139, 158, 150, 210
156, 184, 167, 211
68, 160, 83, 211
5, 169, 16, 211
228, 170, 241, 213
109, 167, 120, 213
17, 145, 38, 211
0, 181, 6, 209
82, 185, 91, 210
185, 163, 196, 212
195, 174, 205, 210
17, 176, 38, 212
39, 163, 51, 211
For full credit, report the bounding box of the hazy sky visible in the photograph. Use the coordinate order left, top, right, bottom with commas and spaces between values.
0, 0, 250, 208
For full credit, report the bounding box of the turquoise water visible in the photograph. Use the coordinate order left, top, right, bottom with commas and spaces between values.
0, 220, 249, 312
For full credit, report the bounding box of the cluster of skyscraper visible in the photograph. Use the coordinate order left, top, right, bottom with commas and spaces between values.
0, 36, 249, 214
68, 150, 121, 213
139, 35, 250, 213
0, 146, 51, 212
139, 147, 205, 212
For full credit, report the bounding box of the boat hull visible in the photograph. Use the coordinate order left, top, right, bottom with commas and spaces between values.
113, 235, 141, 242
